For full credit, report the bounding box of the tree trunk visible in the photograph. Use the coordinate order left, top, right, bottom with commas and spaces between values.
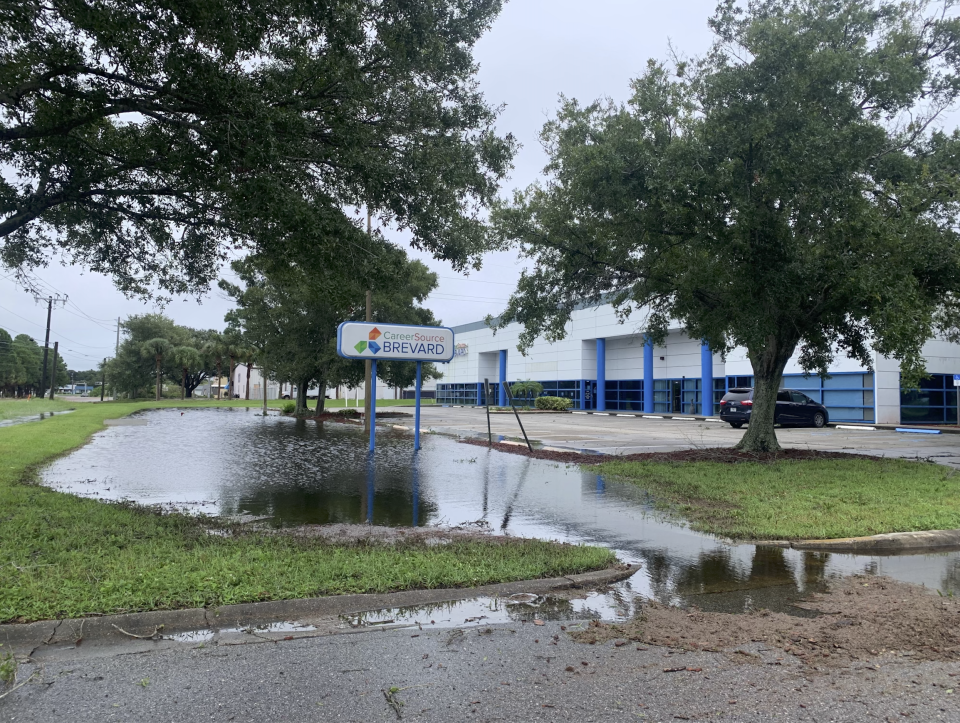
155, 355, 161, 401
181, 367, 186, 400
735, 337, 796, 453
262, 368, 268, 415
228, 356, 235, 399
316, 382, 326, 414
295, 379, 309, 415
245, 364, 252, 400
216, 361, 222, 399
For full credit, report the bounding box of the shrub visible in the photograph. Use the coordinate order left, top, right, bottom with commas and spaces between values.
336, 408, 362, 418
535, 396, 572, 411
281, 401, 296, 414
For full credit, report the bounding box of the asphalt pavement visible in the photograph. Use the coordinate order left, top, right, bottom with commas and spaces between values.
2, 619, 958, 722
419, 407, 960, 467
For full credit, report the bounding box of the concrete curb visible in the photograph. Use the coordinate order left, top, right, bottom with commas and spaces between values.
0, 564, 640, 654
756, 529, 960, 552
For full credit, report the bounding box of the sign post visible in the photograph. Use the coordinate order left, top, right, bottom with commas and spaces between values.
414, 361, 422, 451
337, 322, 455, 453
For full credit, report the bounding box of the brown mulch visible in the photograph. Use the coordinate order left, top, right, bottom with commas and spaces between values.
300, 411, 412, 423
571, 575, 960, 666
458, 438, 884, 465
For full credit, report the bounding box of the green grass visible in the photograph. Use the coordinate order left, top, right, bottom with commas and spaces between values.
0, 401, 614, 623
596, 457, 960, 540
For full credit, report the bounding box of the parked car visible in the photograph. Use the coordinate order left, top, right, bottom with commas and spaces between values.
719, 387, 829, 429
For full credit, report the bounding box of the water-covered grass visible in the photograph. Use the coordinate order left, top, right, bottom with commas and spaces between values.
0, 401, 614, 623
597, 457, 960, 540
0, 398, 76, 420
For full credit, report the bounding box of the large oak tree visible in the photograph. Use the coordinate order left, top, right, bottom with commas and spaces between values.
1, 0, 514, 296
493, 0, 960, 452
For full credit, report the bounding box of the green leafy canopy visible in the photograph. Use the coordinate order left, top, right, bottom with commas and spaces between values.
1, 0, 515, 297
493, 0, 960, 451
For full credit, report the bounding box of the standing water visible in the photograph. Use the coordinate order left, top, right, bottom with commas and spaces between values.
41, 407, 960, 613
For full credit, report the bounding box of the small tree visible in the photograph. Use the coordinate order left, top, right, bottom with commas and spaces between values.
140, 339, 172, 401
172, 346, 204, 400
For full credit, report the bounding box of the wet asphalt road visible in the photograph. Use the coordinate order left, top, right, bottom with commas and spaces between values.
421, 407, 960, 467
2, 621, 958, 722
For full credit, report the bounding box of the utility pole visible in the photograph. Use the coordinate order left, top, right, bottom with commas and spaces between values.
48, 341, 59, 400
363, 209, 373, 433
38, 297, 53, 401
100, 359, 106, 402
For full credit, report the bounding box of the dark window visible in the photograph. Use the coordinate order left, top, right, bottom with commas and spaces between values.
790, 391, 809, 404
777, 391, 791, 402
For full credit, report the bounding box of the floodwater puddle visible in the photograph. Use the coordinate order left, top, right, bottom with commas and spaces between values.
40, 407, 960, 614
0, 408, 74, 428
342, 589, 644, 630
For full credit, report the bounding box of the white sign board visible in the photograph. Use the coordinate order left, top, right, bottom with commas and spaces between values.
337, 322, 455, 362
954, 374, 960, 387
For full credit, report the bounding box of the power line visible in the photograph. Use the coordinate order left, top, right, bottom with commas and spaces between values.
0, 304, 115, 349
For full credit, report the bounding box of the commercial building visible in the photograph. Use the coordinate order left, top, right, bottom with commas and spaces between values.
435, 303, 960, 425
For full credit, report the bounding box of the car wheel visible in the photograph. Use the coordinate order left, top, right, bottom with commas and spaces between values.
813, 412, 826, 428
729, 422, 743, 429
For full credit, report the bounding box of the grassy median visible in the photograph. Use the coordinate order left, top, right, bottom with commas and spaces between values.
598, 456, 960, 540
0, 399, 614, 623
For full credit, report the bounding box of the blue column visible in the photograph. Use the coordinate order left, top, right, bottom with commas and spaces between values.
369, 359, 378, 452
365, 455, 375, 524
596, 338, 606, 412
643, 336, 654, 413
701, 342, 713, 417
414, 361, 421, 451
498, 350, 507, 406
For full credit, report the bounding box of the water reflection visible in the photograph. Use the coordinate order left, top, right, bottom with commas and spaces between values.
40, 407, 960, 611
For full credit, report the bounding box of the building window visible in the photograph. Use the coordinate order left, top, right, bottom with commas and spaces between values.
901, 374, 958, 424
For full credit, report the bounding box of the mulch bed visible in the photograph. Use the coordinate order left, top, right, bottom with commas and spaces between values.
458, 438, 885, 465
572, 575, 960, 666
299, 411, 412, 423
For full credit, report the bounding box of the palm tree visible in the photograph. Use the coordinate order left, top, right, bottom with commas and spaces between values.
140, 338, 172, 401
172, 346, 203, 400
203, 335, 226, 399
236, 345, 258, 400
222, 332, 243, 400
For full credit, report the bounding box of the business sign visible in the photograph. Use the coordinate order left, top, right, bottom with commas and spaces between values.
454, 342, 468, 358
337, 322, 455, 362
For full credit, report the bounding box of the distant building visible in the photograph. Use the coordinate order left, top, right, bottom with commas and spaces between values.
436, 303, 960, 425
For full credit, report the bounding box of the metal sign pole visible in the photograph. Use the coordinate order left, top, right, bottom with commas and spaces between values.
484, 378, 493, 447
501, 380, 533, 452
414, 361, 422, 451
369, 359, 378, 452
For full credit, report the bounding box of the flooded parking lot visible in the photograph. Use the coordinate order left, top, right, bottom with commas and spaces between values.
41, 407, 960, 614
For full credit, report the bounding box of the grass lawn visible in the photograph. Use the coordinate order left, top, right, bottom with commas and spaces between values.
0, 400, 614, 623
597, 457, 960, 540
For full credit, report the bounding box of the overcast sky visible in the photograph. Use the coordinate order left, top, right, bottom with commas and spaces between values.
0, 0, 720, 370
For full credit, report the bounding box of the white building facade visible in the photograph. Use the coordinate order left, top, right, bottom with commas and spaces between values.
230, 364, 433, 401
436, 304, 960, 426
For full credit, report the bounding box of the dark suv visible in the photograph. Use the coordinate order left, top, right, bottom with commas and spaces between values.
719, 387, 829, 429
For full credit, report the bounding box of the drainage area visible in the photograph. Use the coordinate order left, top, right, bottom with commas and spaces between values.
41, 407, 960, 616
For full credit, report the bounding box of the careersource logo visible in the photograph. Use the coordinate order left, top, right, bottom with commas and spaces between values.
353, 327, 447, 356
353, 327, 382, 355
